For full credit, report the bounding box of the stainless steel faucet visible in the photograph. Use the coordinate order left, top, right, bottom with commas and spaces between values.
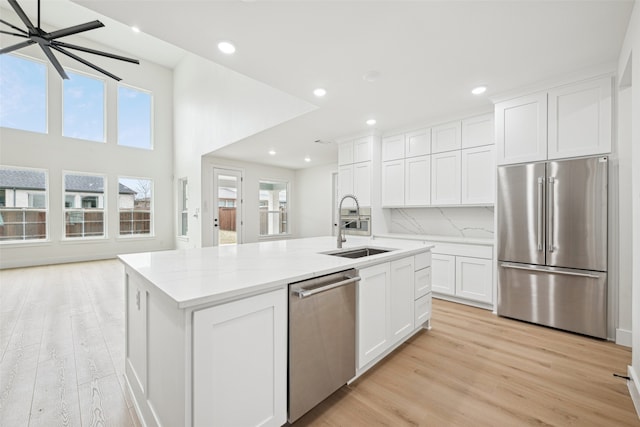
337, 194, 361, 249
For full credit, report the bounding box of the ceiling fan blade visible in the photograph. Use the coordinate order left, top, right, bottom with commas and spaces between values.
51, 45, 122, 81
53, 40, 140, 64
0, 30, 29, 38
8, 0, 37, 33
38, 44, 69, 79
0, 18, 28, 35
0, 39, 35, 54
46, 20, 104, 40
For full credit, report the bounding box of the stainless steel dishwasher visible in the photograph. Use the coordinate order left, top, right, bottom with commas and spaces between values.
288, 268, 360, 423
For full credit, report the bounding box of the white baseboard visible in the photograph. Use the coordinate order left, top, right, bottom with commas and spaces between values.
617, 328, 633, 347
628, 366, 640, 419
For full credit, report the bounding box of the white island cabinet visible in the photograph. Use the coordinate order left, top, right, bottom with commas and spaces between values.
119, 236, 432, 427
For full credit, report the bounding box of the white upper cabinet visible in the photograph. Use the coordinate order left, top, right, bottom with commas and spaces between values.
405, 129, 431, 158
338, 137, 373, 207
404, 155, 430, 206
547, 76, 612, 159
431, 151, 461, 205
353, 136, 373, 163
382, 134, 406, 161
462, 114, 494, 149
431, 121, 462, 153
461, 145, 495, 205
381, 159, 405, 207
495, 91, 548, 165
338, 141, 354, 166
353, 161, 372, 207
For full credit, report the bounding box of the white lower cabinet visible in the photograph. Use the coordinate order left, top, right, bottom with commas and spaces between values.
430, 243, 494, 307
358, 254, 430, 371
193, 288, 287, 427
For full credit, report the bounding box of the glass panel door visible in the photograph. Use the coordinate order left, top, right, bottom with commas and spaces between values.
213, 168, 242, 246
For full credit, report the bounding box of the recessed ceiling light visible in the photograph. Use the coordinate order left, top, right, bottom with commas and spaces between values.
218, 41, 236, 54
269, 150, 276, 156
304, 156, 311, 162
366, 119, 376, 126
131, 26, 141, 33
471, 86, 487, 95
313, 88, 327, 97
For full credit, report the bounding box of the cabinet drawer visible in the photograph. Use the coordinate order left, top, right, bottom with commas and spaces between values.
414, 267, 431, 299
414, 251, 432, 271
414, 294, 432, 327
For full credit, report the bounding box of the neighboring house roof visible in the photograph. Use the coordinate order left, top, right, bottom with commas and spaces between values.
0, 169, 136, 195
0, 169, 46, 190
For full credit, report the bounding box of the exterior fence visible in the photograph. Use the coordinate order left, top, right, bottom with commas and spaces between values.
65, 209, 104, 238
0, 208, 47, 241
259, 207, 288, 235
219, 207, 236, 231
119, 209, 151, 235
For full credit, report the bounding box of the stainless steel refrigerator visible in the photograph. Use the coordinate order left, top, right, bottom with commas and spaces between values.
497, 156, 608, 339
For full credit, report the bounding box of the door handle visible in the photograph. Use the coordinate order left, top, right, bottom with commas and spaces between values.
292, 276, 361, 298
537, 177, 543, 251
500, 263, 600, 279
548, 177, 555, 253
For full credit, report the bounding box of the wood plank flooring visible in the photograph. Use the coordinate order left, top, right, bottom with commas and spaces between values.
1, 259, 638, 426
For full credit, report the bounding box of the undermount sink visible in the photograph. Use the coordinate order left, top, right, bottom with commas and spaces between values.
323, 247, 395, 259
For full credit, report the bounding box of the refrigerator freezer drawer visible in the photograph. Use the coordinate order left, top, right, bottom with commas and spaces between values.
498, 263, 607, 339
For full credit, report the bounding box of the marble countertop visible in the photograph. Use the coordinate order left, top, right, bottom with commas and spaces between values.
374, 233, 494, 246
118, 236, 433, 309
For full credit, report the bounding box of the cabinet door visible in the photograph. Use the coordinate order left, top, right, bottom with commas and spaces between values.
431, 151, 461, 205
414, 267, 432, 299
126, 275, 148, 395
495, 92, 547, 165
461, 145, 495, 205
431, 121, 461, 153
338, 164, 354, 208
382, 134, 405, 161
548, 76, 612, 159
381, 160, 405, 207
338, 141, 354, 166
353, 136, 373, 163
358, 263, 390, 369
389, 257, 415, 344
455, 256, 493, 304
414, 294, 432, 328
353, 161, 371, 207
462, 113, 494, 149
193, 288, 287, 427
431, 254, 456, 295
405, 155, 431, 206
405, 128, 431, 157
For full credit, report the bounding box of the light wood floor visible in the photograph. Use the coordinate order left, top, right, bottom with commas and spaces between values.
1, 260, 639, 427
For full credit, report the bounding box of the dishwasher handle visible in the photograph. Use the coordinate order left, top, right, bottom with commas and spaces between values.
293, 276, 361, 299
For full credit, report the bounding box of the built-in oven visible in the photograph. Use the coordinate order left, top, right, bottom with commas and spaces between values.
339, 207, 371, 236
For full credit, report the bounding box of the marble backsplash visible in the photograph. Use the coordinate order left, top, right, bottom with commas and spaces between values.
388, 207, 494, 239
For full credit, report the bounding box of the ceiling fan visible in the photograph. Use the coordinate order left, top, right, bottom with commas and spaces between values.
0, 0, 139, 81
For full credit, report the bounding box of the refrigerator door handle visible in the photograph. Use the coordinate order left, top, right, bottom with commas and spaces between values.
548, 177, 555, 253
500, 262, 601, 279
537, 177, 544, 251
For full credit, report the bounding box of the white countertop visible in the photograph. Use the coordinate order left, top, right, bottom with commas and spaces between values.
119, 236, 433, 309
374, 233, 494, 246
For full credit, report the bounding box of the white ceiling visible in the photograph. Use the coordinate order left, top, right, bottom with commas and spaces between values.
2, 1, 634, 170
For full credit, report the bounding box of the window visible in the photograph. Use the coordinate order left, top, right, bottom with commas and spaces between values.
0, 54, 47, 133
259, 180, 288, 236
63, 172, 105, 239
179, 178, 188, 236
0, 166, 48, 242
63, 71, 105, 142
119, 177, 153, 236
118, 85, 152, 149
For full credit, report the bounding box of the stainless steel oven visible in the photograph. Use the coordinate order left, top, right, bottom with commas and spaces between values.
339, 207, 371, 236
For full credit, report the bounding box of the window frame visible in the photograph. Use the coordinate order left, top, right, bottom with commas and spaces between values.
258, 179, 290, 238
0, 166, 49, 244
0, 53, 48, 134
117, 83, 154, 150
61, 68, 107, 143
62, 171, 107, 240
118, 176, 154, 238
178, 177, 188, 237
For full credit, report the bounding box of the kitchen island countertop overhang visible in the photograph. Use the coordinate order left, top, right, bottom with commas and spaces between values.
118, 236, 434, 309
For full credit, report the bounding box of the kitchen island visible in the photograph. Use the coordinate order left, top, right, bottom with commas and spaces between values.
119, 236, 433, 427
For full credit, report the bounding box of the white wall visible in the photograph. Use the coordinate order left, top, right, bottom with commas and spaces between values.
294, 163, 337, 238
0, 36, 174, 269
172, 53, 316, 249
201, 156, 297, 246
618, 0, 640, 416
